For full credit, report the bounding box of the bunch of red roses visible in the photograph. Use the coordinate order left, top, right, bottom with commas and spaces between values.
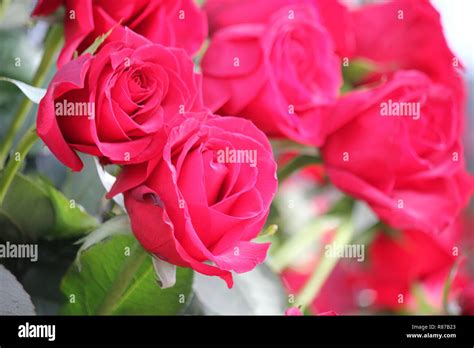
32, 0, 473, 307
33, 0, 278, 288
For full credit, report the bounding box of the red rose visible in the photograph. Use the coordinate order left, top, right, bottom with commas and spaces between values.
205, 0, 355, 57
351, 0, 463, 99
37, 29, 203, 171
283, 261, 362, 315
321, 71, 473, 234
32, 0, 207, 67
282, 226, 467, 313
108, 113, 278, 287
201, 3, 341, 145
360, 229, 461, 310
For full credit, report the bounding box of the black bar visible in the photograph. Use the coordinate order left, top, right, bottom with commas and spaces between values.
0, 315, 473, 346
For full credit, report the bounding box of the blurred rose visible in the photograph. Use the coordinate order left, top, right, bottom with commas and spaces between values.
202, 3, 341, 145
283, 261, 362, 314
282, 226, 468, 314
205, 0, 355, 57
321, 71, 473, 234
351, 0, 463, 100
358, 228, 466, 311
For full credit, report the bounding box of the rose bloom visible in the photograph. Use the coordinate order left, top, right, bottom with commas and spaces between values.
32, 0, 207, 67
37, 29, 203, 171
283, 226, 468, 314
283, 259, 362, 315
201, 2, 341, 145
350, 0, 463, 100
108, 112, 278, 287
358, 228, 467, 311
321, 71, 473, 234
205, 0, 355, 57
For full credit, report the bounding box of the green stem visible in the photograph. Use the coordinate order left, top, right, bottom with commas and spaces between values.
0, 24, 63, 169
0, 127, 38, 204
295, 220, 353, 310
277, 154, 322, 182
269, 216, 341, 272
96, 241, 148, 315
442, 261, 459, 315
412, 282, 437, 315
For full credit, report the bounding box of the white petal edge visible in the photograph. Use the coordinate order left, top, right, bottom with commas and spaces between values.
94, 157, 125, 211
0, 77, 46, 104
152, 256, 177, 289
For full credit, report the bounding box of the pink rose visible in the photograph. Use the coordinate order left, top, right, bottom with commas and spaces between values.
201, 3, 341, 145
284, 307, 303, 316
351, 0, 463, 99
321, 71, 473, 234
205, 0, 355, 56
359, 228, 465, 311
108, 113, 278, 287
37, 29, 203, 171
32, 0, 207, 67
282, 226, 467, 313
283, 261, 362, 315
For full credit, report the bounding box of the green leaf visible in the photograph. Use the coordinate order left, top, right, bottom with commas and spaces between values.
61, 234, 194, 315
277, 154, 322, 182
75, 215, 131, 269
0, 172, 97, 242
82, 23, 119, 56
342, 58, 378, 86
0, 77, 46, 104
42, 178, 98, 238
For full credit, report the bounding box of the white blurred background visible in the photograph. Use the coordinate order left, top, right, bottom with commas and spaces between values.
432, 0, 474, 170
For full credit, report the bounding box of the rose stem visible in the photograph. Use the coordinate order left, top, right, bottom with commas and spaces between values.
0, 24, 63, 169
277, 154, 322, 182
294, 219, 353, 311
0, 127, 38, 204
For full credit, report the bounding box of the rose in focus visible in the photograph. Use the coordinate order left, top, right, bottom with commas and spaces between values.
37, 29, 203, 171
108, 112, 278, 287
